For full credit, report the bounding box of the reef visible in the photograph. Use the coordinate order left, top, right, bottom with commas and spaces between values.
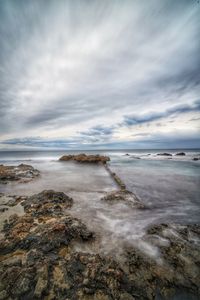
125, 223, 200, 299
0, 190, 199, 299
59, 154, 110, 164
0, 164, 39, 184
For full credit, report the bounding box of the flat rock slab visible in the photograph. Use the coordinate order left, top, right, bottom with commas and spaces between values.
0, 164, 39, 184
59, 153, 110, 164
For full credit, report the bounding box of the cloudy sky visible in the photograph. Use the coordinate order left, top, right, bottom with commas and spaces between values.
0, 0, 200, 150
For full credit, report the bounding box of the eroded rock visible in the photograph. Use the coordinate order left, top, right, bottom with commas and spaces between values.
59, 154, 110, 164
0, 164, 39, 183
124, 223, 200, 299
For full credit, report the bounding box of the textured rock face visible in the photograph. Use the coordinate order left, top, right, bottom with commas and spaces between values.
101, 190, 144, 209
59, 154, 110, 164
125, 223, 200, 299
0, 190, 135, 300
0, 164, 39, 183
0, 190, 199, 299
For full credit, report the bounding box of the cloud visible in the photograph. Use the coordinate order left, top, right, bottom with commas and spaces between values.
0, 0, 200, 148
122, 100, 200, 126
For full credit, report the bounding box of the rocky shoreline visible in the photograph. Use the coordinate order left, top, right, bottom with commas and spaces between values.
0, 156, 199, 299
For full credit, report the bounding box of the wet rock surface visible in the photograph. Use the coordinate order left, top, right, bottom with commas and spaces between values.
0, 190, 199, 299
59, 154, 110, 164
101, 190, 144, 209
125, 223, 200, 299
0, 164, 39, 184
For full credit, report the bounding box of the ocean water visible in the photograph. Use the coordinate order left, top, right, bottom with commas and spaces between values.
0, 149, 200, 256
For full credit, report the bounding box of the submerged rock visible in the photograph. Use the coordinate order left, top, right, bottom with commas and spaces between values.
175, 152, 186, 156
157, 153, 172, 156
101, 190, 144, 209
0, 164, 39, 184
59, 153, 110, 164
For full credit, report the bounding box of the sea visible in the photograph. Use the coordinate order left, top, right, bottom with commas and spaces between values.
0, 149, 200, 256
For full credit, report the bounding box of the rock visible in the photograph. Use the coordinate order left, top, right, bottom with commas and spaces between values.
193, 158, 199, 161
59, 154, 110, 164
175, 152, 186, 156
157, 153, 172, 156
0, 189, 199, 299
22, 190, 73, 217
101, 190, 144, 209
34, 265, 48, 298
0, 207, 8, 213
124, 154, 130, 156
0, 164, 39, 183
124, 223, 200, 299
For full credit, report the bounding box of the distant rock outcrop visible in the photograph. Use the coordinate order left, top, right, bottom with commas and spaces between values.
175, 152, 186, 156
157, 153, 172, 156
59, 153, 110, 164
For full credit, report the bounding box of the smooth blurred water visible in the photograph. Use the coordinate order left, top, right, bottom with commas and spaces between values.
0, 149, 199, 256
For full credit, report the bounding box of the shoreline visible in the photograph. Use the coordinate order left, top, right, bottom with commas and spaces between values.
0, 154, 199, 299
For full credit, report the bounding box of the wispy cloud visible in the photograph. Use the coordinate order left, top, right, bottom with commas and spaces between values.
0, 0, 199, 149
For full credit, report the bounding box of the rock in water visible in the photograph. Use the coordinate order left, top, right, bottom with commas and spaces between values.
175, 152, 186, 156
0, 164, 39, 183
59, 153, 110, 164
157, 153, 172, 156
101, 190, 144, 209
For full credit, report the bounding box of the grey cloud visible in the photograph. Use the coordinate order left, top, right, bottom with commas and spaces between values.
0, 0, 199, 148
123, 101, 200, 127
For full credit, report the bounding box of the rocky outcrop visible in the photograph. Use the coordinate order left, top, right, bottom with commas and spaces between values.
101, 190, 144, 209
59, 154, 110, 164
157, 153, 172, 156
0, 164, 39, 184
175, 152, 186, 156
0, 190, 199, 299
125, 223, 200, 299
0, 190, 135, 300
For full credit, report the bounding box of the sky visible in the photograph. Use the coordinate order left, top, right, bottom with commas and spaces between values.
0, 0, 200, 150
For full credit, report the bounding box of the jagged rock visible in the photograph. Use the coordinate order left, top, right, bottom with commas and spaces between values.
175, 152, 186, 156
0, 164, 39, 183
125, 223, 200, 299
59, 154, 110, 164
101, 190, 144, 209
157, 153, 172, 156
0, 189, 199, 299
22, 190, 73, 217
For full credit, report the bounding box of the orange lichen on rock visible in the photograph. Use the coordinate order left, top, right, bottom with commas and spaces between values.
59, 153, 110, 164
